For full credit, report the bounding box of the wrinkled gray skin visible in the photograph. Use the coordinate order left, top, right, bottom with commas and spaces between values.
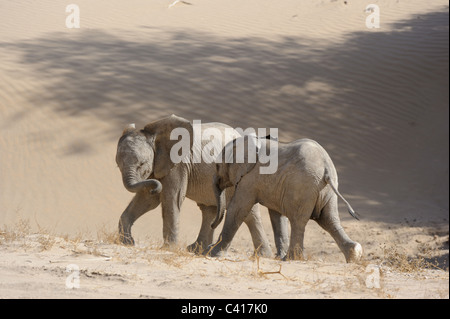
209, 136, 362, 263
116, 115, 288, 257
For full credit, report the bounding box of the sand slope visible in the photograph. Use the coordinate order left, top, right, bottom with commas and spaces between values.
0, 0, 448, 298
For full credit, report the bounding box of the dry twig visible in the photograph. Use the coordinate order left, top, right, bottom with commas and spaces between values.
255, 254, 288, 280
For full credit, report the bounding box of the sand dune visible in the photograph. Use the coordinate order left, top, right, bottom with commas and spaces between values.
0, 0, 448, 298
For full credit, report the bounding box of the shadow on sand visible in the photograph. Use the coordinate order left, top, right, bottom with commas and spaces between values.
1, 8, 448, 228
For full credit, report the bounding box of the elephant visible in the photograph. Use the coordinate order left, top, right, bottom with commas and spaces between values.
115, 115, 288, 257
209, 135, 363, 263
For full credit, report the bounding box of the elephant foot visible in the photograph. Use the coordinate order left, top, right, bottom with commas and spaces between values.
275, 252, 287, 260
160, 242, 178, 250
282, 248, 305, 261
282, 254, 306, 261
345, 242, 363, 263
254, 245, 273, 258
119, 233, 135, 246
210, 248, 227, 258
187, 242, 207, 255
275, 248, 288, 260
203, 244, 227, 258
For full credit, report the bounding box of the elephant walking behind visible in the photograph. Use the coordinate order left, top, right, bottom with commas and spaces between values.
210, 135, 362, 263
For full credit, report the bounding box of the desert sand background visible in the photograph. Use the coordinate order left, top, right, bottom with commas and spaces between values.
0, 0, 448, 299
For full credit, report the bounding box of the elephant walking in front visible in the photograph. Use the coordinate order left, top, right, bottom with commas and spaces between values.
115, 115, 288, 257
209, 135, 362, 263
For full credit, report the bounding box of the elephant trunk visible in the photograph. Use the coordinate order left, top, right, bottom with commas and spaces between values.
211, 175, 227, 229
123, 171, 162, 194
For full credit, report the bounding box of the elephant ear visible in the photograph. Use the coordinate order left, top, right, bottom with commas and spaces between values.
122, 123, 136, 135
144, 115, 193, 179
229, 162, 257, 186
228, 135, 259, 186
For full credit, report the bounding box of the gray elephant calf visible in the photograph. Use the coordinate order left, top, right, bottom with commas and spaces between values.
210, 135, 362, 263
115, 115, 288, 257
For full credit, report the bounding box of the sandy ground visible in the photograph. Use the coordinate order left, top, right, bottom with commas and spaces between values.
0, 0, 448, 299
0, 232, 448, 299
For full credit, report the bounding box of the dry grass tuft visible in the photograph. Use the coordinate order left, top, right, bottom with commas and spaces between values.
0, 218, 32, 243
0, 218, 58, 251
96, 224, 122, 245
381, 244, 445, 273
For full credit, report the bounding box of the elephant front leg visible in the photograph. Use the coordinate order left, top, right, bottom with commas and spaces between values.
160, 178, 187, 247
119, 217, 134, 246
187, 204, 216, 254
208, 196, 255, 257
161, 205, 180, 246
208, 222, 239, 258
119, 191, 160, 245
244, 205, 273, 258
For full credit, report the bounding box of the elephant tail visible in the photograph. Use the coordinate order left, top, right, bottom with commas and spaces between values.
325, 173, 360, 220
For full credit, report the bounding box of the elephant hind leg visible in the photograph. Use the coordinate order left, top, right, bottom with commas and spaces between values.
315, 196, 362, 263
284, 216, 309, 260
284, 199, 317, 261
269, 209, 289, 259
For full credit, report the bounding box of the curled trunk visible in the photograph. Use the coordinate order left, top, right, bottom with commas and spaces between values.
123, 171, 162, 194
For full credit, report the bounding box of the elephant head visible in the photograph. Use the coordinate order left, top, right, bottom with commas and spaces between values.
116, 115, 194, 194
211, 135, 260, 229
